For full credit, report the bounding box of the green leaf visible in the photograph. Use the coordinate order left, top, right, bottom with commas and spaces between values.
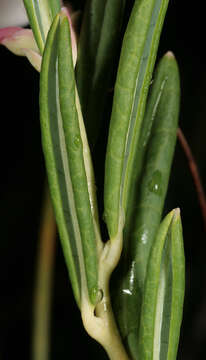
76, 0, 126, 146
104, 0, 170, 238
126, 51, 180, 287
138, 209, 185, 360
39, 13, 102, 306
111, 52, 180, 358
23, 0, 61, 53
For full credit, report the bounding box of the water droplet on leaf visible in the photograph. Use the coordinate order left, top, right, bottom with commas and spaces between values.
73, 135, 81, 149
122, 289, 132, 295
91, 287, 103, 304
97, 289, 103, 303
148, 170, 162, 195
141, 230, 148, 245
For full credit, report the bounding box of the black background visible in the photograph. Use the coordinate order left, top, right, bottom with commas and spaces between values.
0, 0, 206, 359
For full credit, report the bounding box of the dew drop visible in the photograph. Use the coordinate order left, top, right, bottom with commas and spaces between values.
92, 287, 103, 304
73, 135, 81, 149
122, 289, 132, 296
141, 230, 148, 245
148, 170, 162, 195
122, 262, 135, 297
97, 289, 104, 303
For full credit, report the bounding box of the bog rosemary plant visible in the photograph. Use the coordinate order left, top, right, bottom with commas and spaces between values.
0, 0, 185, 359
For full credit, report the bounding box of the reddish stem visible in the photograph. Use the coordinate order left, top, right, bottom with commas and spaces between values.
177, 127, 206, 232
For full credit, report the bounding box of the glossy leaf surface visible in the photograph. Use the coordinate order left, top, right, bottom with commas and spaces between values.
23, 0, 60, 53
138, 209, 185, 360
76, 0, 126, 146
126, 52, 180, 286
104, 0, 169, 238
40, 13, 102, 306
112, 52, 180, 358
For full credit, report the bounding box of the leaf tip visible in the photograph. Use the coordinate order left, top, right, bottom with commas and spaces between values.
165, 50, 175, 59
59, 6, 77, 66
173, 208, 181, 224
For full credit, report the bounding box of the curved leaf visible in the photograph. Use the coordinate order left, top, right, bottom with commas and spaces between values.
23, 0, 61, 53
40, 13, 102, 306
76, 0, 126, 146
138, 209, 185, 360
104, 0, 169, 238
126, 52, 180, 286
111, 52, 180, 358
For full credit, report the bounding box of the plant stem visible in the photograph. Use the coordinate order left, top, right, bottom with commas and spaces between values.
177, 127, 206, 232
32, 186, 56, 360
81, 217, 130, 360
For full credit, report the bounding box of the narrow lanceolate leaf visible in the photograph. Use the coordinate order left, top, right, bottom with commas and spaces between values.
23, 0, 61, 53
104, 0, 169, 238
76, 0, 126, 146
40, 14, 102, 306
111, 52, 180, 358
126, 52, 180, 287
138, 209, 185, 360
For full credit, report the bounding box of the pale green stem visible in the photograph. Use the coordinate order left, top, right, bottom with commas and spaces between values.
81, 214, 130, 360
32, 187, 56, 360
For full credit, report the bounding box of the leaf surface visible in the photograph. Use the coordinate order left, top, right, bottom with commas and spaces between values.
40, 13, 102, 306
23, 0, 61, 53
138, 209, 185, 360
111, 52, 180, 358
104, 0, 170, 238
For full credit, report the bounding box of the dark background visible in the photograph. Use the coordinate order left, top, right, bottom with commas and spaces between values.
0, 0, 206, 359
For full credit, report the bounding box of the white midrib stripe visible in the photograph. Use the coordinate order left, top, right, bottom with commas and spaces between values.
56, 61, 87, 296
153, 266, 166, 360
120, 0, 165, 210
40, 0, 53, 36
75, 89, 103, 257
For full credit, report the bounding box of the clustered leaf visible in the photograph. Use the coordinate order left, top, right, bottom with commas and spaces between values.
112, 50, 182, 358
1, 0, 185, 359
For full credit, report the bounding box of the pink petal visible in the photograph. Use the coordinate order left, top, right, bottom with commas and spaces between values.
0, 27, 22, 43
0, 26, 41, 71
0, 27, 39, 56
